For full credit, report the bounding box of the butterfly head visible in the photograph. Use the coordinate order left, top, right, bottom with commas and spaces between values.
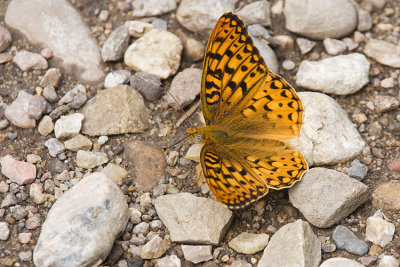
187, 127, 205, 144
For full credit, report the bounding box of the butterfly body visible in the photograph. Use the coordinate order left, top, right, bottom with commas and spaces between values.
187, 12, 308, 209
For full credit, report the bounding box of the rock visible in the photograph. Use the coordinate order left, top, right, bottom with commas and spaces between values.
0, 25, 12, 52
5, 0, 104, 82
41, 47, 54, 59
343, 37, 358, 51
1, 154, 36, 185
152, 18, 168, 30
10, 205, 28, 221
58, 84, 87, 109
320, 258, 365, 267
167, 68, 202, 110
30, 183, 47, 204
296, 53, 369, 95
282, 59, 295, 70
42, 86, 58, 103
258, 220, 321, 267
18, 232, 32, 244
131, 0, 177, 18
38, 116, 54, 136
290, 92, 365, 165
129, 72, 162, 102
358, 9, 373, 31
252, 37, 279, 73
5, 90, 36, 128
380, 77, 395, 88
13, 50, 48, 71
364, 39, 400, 68
44, 138, 65, 157
64, 134, 93, 152
228, 232, 269, 254
296, 38, 316, 55
104, 70, 131, 89
0, 224, 10, 242
76, 150, 109, 169
379, 256, 400, 267
33, 172, 129, 267
156, 255, 181, 267
323, 38, 347, 55
101, 25, 130, 62
0, 52, 13, 64
289, 168, 370, 228
237, 1, 271, 26
101, 163, 128, 185
346, 159, 368, 181
97, 136, 108, 145
372, 181, 400, 210
126, 20, 153, 38
181, 245, 213, 264
139, 234, 171, 259
284, 0, 357, 40
154, 193, 233, 245
0, 181, 9, 193
366, 212, 395, 247
373, 95, 399, 113
40, 68, 62, 88
123, 141, 165, 191
176, 0, 237, 33
132, 222, 149, 235
185, 144, 203, 162
332, 225, 369, 256
54, 113, 84, 140
124, 29, 182, 79
19, 251, 33, 262
80, 85, 150, 136
28, 95, 47, 120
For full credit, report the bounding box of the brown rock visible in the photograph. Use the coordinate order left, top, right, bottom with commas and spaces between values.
124, 141, 165, 191
387, 159, 400, 173
372, 181, 400, 210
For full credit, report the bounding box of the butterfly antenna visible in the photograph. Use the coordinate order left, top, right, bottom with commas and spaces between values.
161, 135, 190, 152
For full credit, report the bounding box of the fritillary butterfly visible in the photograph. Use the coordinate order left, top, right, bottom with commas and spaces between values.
187, 12, 308, 209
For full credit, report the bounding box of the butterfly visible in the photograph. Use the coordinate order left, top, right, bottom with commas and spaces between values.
187, 12, 308, 209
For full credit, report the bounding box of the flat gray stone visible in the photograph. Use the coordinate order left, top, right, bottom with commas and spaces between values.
5, 0, 104, 82
132, 0, 177, 18
332, 225, 369, 256
237, 1, 271, 26
5, 90, 36, 128
258, 220, 321, 267
80, 85, 150, 136
76, 150, 109, 169
33, 172, 129, 267
296, 53, 369, 95
289, 92, 365, 166
181, 245, 212, 264
154, 193, 233, 245
289, 168, 370, 228
101, 25, 130, 62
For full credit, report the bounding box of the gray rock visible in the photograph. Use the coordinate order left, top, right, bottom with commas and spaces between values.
49, 105, 70, 120
346, 159, 368, 180
54, 113, 84, 140
151, 19, 168, 30
44, 138, 65, 157
125, 20, 153, 38
357, 9, 372, 31
0, 25, 12, 52
28, 95, 47, 120
132, 0, 177, 18
10, 205, 28, 220
332, 225, 369, 256
130, 72, 162, 102
364, 39, 400, 68
33, 172, 129, 267
289, 92, 365, 166
58, 84, 87, 109
166, 68, 202, 110
5, 90, 36, 128
296, 38, 316, 55
104, 70, 131, 89
13, 50, 48, 71
40, 68, 62, 88
1, 193, 17, 208
76, 150, 108, 169
296, 53, 369, 95
0, 222, 10, 240
154, 193, 233, 245
101, 25, 130, 62
323, 38, 347, 55
26, 216, 42, 230
237, 1, 271, 26
139, 234, 171, 259
252, 37, 279, 73
258, 220, 321, 267
19, 251, 32, 262
228, 232, 269, 254
80, 85, 150, 136
124, 29, 182, 79
320, 258, 365, 267
101, 163, 128, 185
176, 0, 237, 33
284, 0, 357, 40
5, 0, 104, 82
289, 168, 370, 228
181, 245, 213, 264
42, 86, 58, 103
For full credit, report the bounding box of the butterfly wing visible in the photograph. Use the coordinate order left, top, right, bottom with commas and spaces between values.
201, 12, 269, 125
201, 144, 307, 209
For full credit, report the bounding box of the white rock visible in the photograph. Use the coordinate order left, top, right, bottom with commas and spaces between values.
126, 20, 153, 38
101, 25, 130, 62
139, 234, 171, 259
284, 0, 357, 40
33, 172, 129, 267
296, 53, 369, 95
0, 222, 10, 240
5, 0, 104, 82
252, 37, 279, 73
258, 220, 321, 267
185, 144, 203, 162
0, 25, 12, 52
13, 50, 48, 71
124, 29, 182, 79
5, 90, 36, 128
379, 256, 400, 267
76, 150, 109, 169
181, 245, 213, 264
30, 183, 47, 204
296, 37, 316, 55
366, 214, 395, 247
54, 113, 84, 140
104, 70, 131, 89
228, 232, 269, 254
320, 258, 365, 267
289, 168, 370, 228
157, 255, 181, 267
44, 138, 65, 157
132, 0, 177, 17
154, 193, 233, 245
323, 38, 347, 55
237, 1, 271, 26
364, 38, 400, 68
290, 92, 365, 166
